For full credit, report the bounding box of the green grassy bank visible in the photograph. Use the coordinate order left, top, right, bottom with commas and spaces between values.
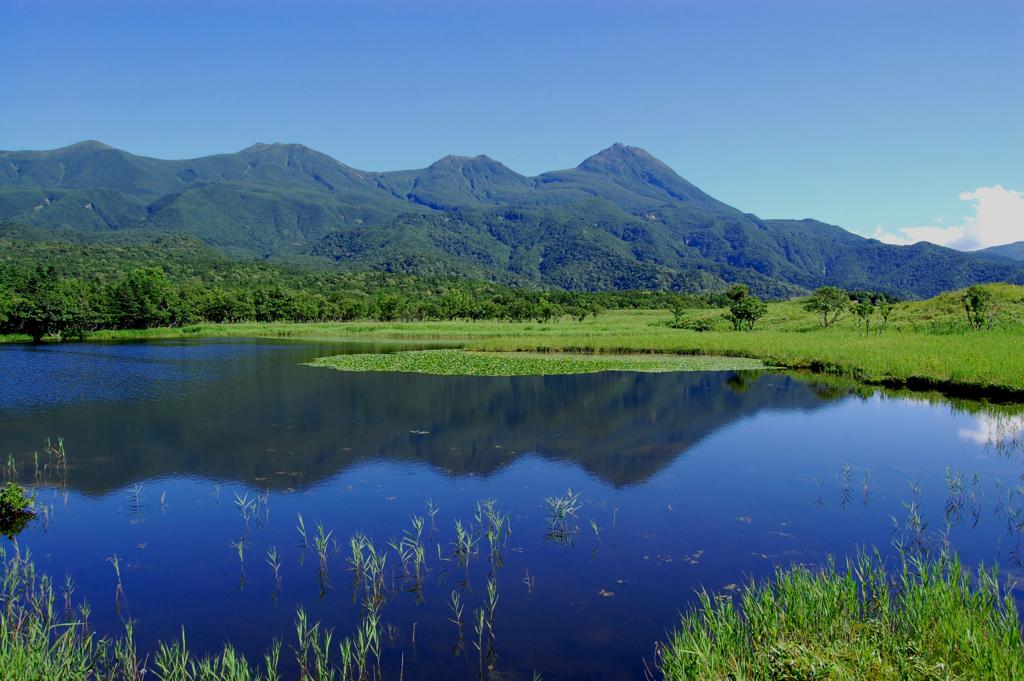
659, 552, 1024, 680
8, 284, 1024, 396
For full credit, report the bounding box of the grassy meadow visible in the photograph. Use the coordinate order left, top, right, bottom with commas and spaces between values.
62, 283, 1024, 395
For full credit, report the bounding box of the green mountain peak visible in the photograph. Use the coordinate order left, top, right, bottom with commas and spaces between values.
2, 140, 1021, 297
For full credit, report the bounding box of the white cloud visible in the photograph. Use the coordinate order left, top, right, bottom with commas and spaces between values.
958, 412, 1024, 446
872, 185, 1024, 250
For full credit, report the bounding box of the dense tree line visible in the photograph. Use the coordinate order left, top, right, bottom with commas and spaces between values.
0, 265, 579, 340
0, 237, 730, 341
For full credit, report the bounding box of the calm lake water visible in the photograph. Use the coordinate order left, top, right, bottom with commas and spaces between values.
2, 339, 1023, 680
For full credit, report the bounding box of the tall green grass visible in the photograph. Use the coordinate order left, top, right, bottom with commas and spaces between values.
659, 551, 1024, 680
0, 545, 355, 680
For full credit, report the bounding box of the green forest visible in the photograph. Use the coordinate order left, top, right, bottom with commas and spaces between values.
0, 235, 728, 341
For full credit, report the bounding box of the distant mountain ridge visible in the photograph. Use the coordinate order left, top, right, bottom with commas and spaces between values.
981, 241, 1024, 262
2, 140, 1022, 297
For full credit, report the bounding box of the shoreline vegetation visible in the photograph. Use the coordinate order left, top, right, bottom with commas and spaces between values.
3, 539, 1019, 680
659, 551, 1024, 680
5, 283, 1020, 397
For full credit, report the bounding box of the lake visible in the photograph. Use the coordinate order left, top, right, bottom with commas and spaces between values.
2, 339, 1022, 680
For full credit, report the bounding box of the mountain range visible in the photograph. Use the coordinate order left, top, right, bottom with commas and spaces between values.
2, 140, 1021, 297
982, 242, 1024, 262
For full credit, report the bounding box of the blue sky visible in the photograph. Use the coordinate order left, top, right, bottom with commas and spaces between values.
2, 0, 1022, 246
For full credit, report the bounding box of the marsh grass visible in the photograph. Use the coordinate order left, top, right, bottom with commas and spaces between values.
0, 545, 389, 681
127, 484, 144, 520
426, 499, 440, 531
234, 492, 260, 529
308, 349, 762, 377
476, 500, 510, 571
107, 554, 125, 612
12, 439, 72, 490
311, 522, 334, 599
266, 546, 281, 588
296, 513, 309, 552
544, 488, 582, 544
967, 473, 984, 527
453, 519, 479, 567
658, 551, 1024, 681
230, 538, 247, 590
313, 522, 333, 572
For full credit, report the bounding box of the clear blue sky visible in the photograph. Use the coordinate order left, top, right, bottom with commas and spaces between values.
2, 0, 1021, 240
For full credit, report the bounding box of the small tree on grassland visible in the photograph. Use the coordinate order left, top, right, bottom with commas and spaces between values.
850, 299, 875, 336
724, 285, 767, 331
962, 285, 997, 330
726, 284, 749, 304
850, 297, 895, 336
671, 302, 686, 328
877, 300, 894, 331
803, 286, 849, 328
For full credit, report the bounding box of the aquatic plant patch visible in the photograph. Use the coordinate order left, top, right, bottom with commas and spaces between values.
307, 349, 764, 376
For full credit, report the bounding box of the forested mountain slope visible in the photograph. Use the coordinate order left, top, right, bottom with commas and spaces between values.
3, 141, 1020, 297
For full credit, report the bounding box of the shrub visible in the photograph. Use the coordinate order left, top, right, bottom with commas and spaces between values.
674, 316, 718, 332
0, 482, 35, 539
